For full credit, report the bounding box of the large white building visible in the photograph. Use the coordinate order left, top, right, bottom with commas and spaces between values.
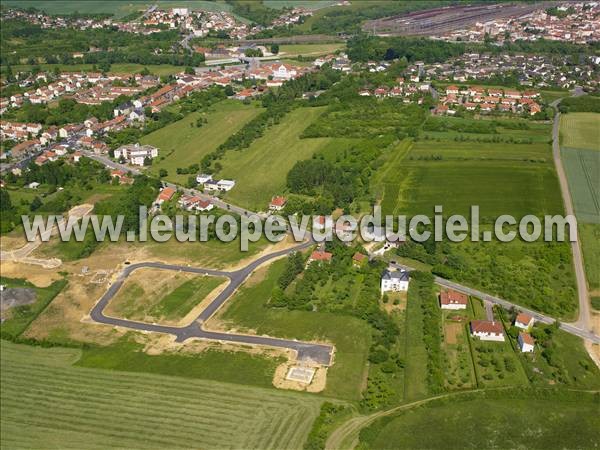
380, 268, 410, 294
114, 143, 158, 166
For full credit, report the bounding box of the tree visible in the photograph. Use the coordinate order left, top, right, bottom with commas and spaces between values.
143, 156, 152, 166
0, 189, 13, 211
224, 85, 234, 96
158, 169, 168, 178
184, 66, 195, 75
30, 196, 43, 211
270, 44, 279, 55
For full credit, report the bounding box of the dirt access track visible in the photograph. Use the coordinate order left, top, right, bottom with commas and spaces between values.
90, 240, 335, 366
0, 204, 94, 268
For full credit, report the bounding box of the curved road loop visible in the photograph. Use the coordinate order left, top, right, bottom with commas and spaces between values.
90, 241, 335, 366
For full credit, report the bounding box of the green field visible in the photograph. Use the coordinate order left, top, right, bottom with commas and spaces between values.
379, 137, 563, 220
0, 340, 322, 449
2, 1, 234, 18
560, 113, 600, 151
108, 273, 226, 323
220, 107, 331, 211
142, 101, 264, 185
279, 43, 345, 57
561, 147, 600, 224
359, 394, 600, 449
11, 63, 184, 76
76, 338, 282, 388
580, 223, 600, 290
218, 258, 372, 401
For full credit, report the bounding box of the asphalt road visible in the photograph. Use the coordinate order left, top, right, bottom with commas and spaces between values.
550, 97, 592, 333
387, 263, 600, 344
89, 240, 334, 365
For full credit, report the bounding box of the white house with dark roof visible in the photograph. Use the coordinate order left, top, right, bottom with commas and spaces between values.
380, 268, 410, 294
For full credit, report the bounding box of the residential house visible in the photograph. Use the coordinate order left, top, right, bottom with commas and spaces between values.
440, 289, 468, 310
114, 143, 158, 166
307, 250, 333, 265
470, 320, 505, 342
518, 332, 535, 353
514, 313, 534, 330
380, 268, 410, 294
155, 186, 176, 207
352, 252, 368, 268
269, 196, 287, 212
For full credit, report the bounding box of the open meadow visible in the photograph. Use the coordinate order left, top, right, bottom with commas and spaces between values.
560, 113, 600, 151
561, 148, 600, 224
219, 106, 331, 211
215, 258, 372, 402
105, 268, 227, 325
10, 63, 184, 77
141, 101, 264, 185
358, 393, 600, 450
0, 340, 323, 449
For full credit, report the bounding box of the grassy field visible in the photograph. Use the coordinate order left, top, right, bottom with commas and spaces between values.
359, 395, 600, 449
0, 278, 67, 339
560, 113, 600, 151
76, 338, 282, 388
2, 1, 233, 17
580, 223, 600, 290
217, 259, 372, 402
106, 269, 226, 323
0, 340, 322, 449
11, 63, 184, 76
219, 106, 331, 211
561, 147, 600, 224
141, 101, 264, 185
379, 136, 563, 220
402, 280, 429, 400
279, 43, 345, 57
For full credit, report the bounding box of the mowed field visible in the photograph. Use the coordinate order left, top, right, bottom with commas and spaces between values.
141, 101, 263, 185
561, 148, 600, 224
279, 43, 345, 57
0, 340, 323, 450
219, 107, 331, 211
359, 396, 600, 449
379, 138, 563, 220
560, 113, 600, 151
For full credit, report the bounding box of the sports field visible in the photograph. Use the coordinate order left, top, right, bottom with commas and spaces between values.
219, 107, 331, 211
561, 148, 600, 224
0, 340, 323, 449
359, 395, 600, 449
560, 113, 600, 151
142, 101, 263, 185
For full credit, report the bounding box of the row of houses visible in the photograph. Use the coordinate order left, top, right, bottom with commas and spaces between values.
435, 85, 542, 116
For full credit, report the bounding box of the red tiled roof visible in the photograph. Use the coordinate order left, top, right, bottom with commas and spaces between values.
310, 251, 332, 262
158, 187, 176, 202
519, 332, 535, 345
270, 196, 287, 207
440, 289, 468, 305
515, 313, 533, 326
471, 320, 503, 334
